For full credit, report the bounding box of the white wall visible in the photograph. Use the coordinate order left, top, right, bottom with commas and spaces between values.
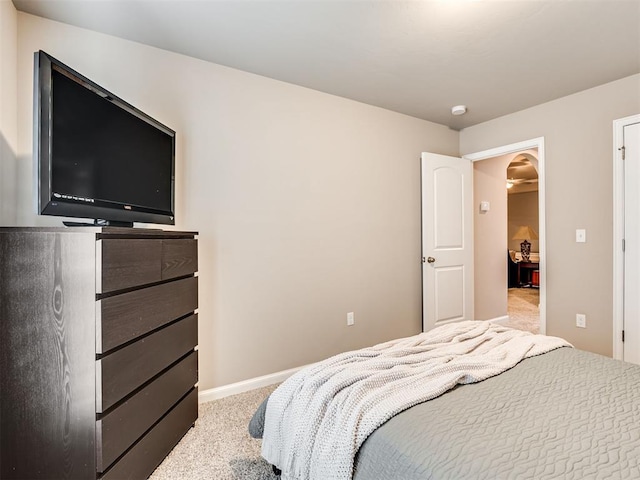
461, 74, 640, 356
14, 13, 459, 389
473, 153, 512, 320
0, 0, 18, 225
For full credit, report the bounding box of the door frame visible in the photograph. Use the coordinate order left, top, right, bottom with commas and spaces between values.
613, 114, 640, 360
463, 137, 546, 334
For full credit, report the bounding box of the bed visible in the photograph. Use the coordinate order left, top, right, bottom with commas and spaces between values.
249, 322, 640, 480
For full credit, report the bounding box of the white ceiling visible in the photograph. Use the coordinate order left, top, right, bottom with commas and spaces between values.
12, 0, 640, 130
507, 156, 538, 195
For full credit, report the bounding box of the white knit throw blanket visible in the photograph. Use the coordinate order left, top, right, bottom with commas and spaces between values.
261, 321, 572, 480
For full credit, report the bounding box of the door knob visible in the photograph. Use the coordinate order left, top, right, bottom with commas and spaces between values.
427, 256, 436, 264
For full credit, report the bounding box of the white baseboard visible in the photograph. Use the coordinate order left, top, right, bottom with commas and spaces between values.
198, 364, 310, 404
488, 315, 510, 325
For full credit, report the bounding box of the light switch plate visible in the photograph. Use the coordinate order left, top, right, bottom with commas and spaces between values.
576, 229, 586, 243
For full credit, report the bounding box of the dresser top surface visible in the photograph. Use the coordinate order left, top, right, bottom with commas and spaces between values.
0, 227, 198, 238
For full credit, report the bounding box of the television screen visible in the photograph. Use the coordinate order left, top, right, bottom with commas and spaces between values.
35, 51, 176, 226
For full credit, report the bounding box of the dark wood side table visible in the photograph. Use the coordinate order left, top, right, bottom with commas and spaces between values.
517, 261, 539, 287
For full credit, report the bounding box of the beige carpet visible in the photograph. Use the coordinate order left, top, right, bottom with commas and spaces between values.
504, 287, 540, 334
150, 384, 279, 480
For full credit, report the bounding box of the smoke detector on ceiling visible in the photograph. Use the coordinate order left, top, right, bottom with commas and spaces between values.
451, 105, 467, 116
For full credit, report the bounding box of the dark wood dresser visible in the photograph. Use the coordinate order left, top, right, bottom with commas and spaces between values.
0, 227, 198, 479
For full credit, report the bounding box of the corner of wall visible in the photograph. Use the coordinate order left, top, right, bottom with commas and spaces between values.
0, 0, 19, 225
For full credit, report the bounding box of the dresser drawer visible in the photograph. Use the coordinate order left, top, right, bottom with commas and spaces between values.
96, 314, 198, 413
97, 239, 198, 294
100, 388, 198, 480
97, 276, 198, 353
96, 352, 198, 472
161, 239, 198, 280
97, 239, 162, 293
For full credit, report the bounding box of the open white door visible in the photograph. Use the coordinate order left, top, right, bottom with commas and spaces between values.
421, 152, 473, 332
623, 121, 640, 365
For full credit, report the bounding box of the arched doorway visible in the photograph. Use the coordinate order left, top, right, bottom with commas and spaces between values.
470, 141, 546, 334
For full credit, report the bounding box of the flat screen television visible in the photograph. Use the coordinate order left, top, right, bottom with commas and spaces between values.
34, 50, 175, 227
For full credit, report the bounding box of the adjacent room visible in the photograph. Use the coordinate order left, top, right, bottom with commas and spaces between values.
507, 155, 540, 333
1, 1, 639, 479
473, 148, 541, 335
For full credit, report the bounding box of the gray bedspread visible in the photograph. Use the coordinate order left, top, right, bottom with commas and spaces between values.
251, 347, 640, 479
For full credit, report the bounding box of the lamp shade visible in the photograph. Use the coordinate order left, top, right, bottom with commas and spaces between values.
512, 225, 539, 241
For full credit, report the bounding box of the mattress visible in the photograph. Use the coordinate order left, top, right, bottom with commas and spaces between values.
251, 347, 640, 479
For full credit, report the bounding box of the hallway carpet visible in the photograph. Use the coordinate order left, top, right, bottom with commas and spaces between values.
505, 287, 540, 334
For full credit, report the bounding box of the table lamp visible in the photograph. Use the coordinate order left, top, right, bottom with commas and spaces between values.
512, 225, 538, 262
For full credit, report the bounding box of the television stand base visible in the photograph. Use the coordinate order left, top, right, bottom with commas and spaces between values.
63, 219, 134, 228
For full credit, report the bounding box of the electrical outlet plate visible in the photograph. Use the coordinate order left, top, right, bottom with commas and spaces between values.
576, 313, 586, 328
347, 312, 355, 326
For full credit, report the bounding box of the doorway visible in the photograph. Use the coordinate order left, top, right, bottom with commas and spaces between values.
464, 137, 546, 334
506, 155, 540, 333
